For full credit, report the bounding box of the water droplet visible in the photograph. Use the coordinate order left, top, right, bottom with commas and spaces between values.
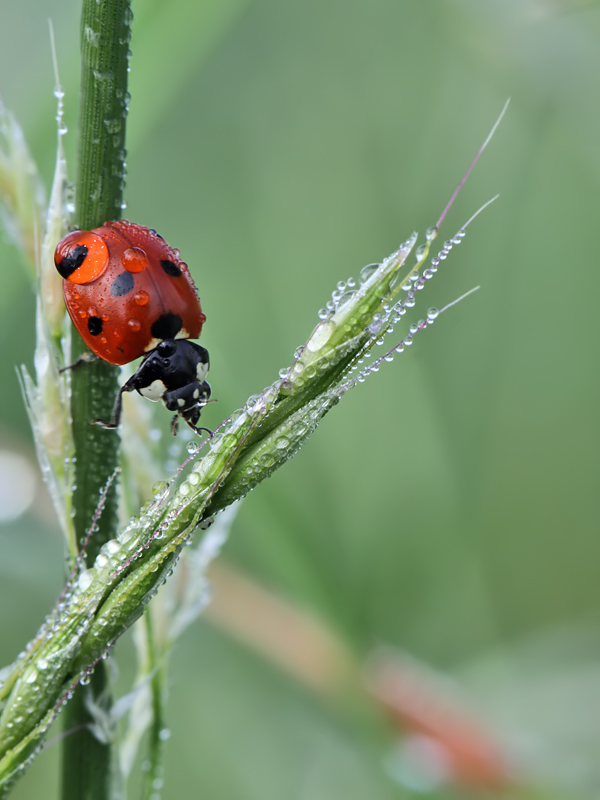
186, 441, 200, 455
122, 247, 148, 273
306, 320, 335, 352
134, 290, 149, 306
275, 437, 290, 450
336, 290, 356, 310
78, 569, 96, 591
245, 394, 264, 414
25, 670, 38, 684
152, 481, 168, 498
80, 673, 91, 686
426, 226, 437, 241
104, 118, 121, 134
415, 243, 427, 260
427, 307, 439, 320
359, 263, 379, 283
105, 539, 122, 556
128, 319, 141, 332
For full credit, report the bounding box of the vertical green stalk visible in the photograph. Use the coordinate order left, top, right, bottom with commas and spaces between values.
141, 610, 167, 800
61, 1, 132, 798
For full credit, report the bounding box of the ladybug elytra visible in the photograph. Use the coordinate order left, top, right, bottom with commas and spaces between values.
54, 220, 211, 435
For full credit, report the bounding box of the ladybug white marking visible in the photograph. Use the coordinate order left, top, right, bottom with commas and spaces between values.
196, 362, 208, 382
139, 379, 166, 402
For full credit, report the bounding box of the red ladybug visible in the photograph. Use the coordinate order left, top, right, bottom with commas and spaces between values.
54, 220, 211, 435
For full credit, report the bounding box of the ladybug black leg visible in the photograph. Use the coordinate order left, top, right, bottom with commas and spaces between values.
92, 374, 138, 430
170, 411, 212, 438
59, 352, 99, 374
171, 414, 180, 437
182, 399, 213, 437
163, 381, 211, 437
185, 420, 213, 437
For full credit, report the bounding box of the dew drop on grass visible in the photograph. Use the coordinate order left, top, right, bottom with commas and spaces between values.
152, 481, 168, 498
306, 320, 335, 352
336, 290, 356, 309
359, 263, 379, 283
78, 569, 96, 591
105, 539, 122, 556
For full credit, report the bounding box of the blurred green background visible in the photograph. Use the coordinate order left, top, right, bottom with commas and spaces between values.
1, 0, 600, 797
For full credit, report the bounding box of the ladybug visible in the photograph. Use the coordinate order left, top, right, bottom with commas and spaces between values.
54, 220, 211, 435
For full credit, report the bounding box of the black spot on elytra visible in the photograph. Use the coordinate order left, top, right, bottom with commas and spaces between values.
88, 316, 103, 336
160, 259, 182, 277
56, 245, 88, 279
110, 271, 135, 296
151, 313, 182, 341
